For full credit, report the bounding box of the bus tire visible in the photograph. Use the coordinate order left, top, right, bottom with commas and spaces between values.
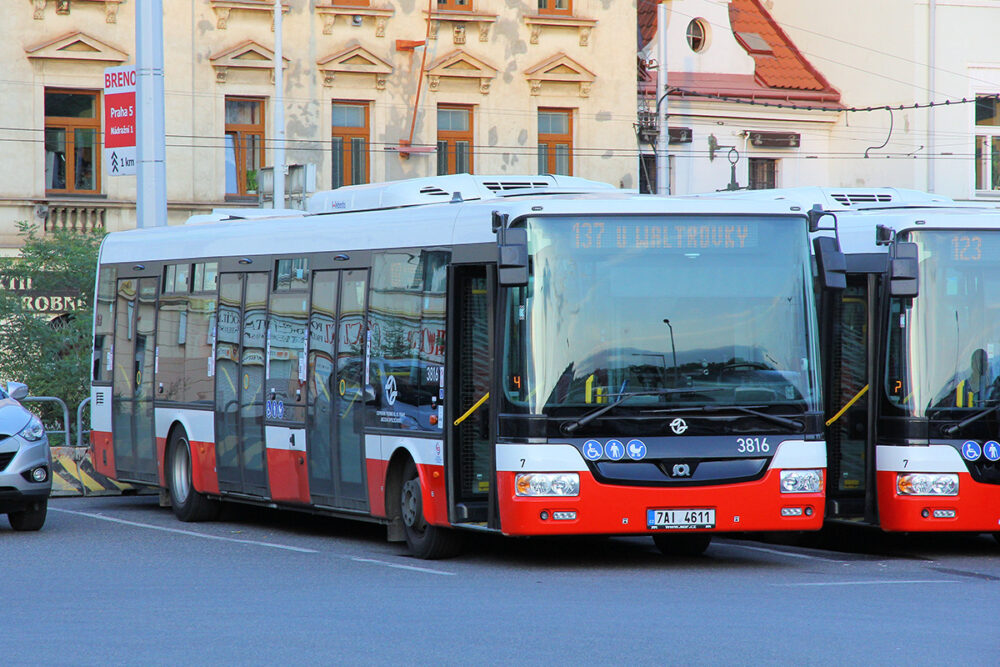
652, 533, 711, 557
167, 429, 219, 522
8, 499, 46, 531
399, 458, 462, 559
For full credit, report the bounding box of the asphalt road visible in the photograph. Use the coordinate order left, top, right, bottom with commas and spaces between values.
3, 495, 998, 665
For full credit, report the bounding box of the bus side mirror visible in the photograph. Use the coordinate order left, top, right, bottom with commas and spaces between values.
813, 236, 846, 290
498, 227, 528, 286
890, 241, 918, 298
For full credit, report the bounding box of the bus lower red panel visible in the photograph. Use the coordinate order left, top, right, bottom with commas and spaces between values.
496, 468, 824, 536
190, 440, 219, 495
367, 459, 387, 518
416, 463, 448, 527
155, 437, 167, 486
876, 470, 1000, 532
90, 430, 114, 478
267, 449, 310, 504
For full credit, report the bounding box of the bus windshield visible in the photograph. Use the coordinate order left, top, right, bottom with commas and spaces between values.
502, 214, 821, 415
887, 230, 1000, 416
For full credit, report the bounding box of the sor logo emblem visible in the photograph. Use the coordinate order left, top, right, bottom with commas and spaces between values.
671, 463, 691, 478
669, 417, 688, 434
384, 375, 398, 406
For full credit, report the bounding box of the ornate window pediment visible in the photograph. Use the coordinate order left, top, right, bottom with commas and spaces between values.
424, 9, 497, 45
524, 14, 597, 47
25, 30, 128, 64
524, 52, 595, 97
210, 1, 289, 30
315, 4, 394, 37
210, 40, 289, 83
317, 44, 393, 89
32, 0, 122, 23
426, 49, 498, 95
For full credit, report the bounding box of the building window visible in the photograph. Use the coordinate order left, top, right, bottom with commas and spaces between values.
686, 18, 709, 53
748, 158, 778, 190
224, 97, 265, 197
437, 105, 473, 175
332, 101, 369, 189
639, 154, 656, 194
44, 89, 101, 194
537, 108, 572, 176
538, 0, 571, 15
438, 0, 471, 10
975, 95, 1000, 192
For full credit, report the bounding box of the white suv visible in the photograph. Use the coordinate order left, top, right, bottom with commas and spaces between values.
0, 382, 51, 531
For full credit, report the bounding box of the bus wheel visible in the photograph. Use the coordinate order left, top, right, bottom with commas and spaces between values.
168, 430, 219, 522
8, 500, 47, 531
652, 533, 711, 557
399, 459, 462, 559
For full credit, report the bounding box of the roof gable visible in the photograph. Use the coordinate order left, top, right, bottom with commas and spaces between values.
25, 31, 128, 64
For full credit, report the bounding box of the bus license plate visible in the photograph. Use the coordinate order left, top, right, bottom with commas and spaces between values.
647, 508, 715, 530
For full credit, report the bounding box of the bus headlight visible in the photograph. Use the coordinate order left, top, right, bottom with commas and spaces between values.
780, 469, 823, 493
515, 473, 580, 497
897, 473, 958, 496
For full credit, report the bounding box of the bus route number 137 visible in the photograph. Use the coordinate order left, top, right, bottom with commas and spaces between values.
736, 437, 769, 453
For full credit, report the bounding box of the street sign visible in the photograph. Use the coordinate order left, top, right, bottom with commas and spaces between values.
103, 65, 136, 176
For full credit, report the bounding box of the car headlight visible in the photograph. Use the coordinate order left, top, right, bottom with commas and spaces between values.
515, 473, 580, 497
897, 473, 958, 496
18, 415, 45, 442
780, 469, 823, 493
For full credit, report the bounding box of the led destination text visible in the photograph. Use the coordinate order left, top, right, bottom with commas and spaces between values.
572, 221, 758, 250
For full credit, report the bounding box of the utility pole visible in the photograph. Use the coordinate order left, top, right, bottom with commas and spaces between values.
656, 1, 669, 195
273, 0, 286, 209
135, 0, 167, 227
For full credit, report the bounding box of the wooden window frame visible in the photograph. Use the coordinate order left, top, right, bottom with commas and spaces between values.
437, 0, 472, 11
537, 107, 573, 176
748, 157, 778, 190
437, 104, 474, 175
44, 88, 102, 195
332, 100, 370, 189
538, 0, 572, 16
224, 96, 266, 198
975, 94, 1000, 192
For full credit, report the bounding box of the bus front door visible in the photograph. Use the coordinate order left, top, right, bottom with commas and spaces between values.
825, 276, 874, 520
306, 269, 369, 511
448, 264, 495, 525
111, 276, 158, 484
215, 272, 269, 497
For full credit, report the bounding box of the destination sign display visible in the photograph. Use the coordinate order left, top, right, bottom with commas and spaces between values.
571, 220, 759, 251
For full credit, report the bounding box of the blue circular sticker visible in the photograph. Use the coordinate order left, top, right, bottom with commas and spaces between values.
984, 440, 1000, 462
626, 439, 647, 460
605, 439, 625, 461
961, 440, 982, 461
582, 439, 603, 461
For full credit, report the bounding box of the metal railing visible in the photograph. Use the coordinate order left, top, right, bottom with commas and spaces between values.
23, 396, 71, 448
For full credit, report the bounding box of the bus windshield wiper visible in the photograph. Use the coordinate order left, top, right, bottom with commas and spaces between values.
941, 403, 1000, 436
651, 404, 803, 430
560, 388, 725, 434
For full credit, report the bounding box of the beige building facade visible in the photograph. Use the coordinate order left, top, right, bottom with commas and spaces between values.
1, 0, 638, 250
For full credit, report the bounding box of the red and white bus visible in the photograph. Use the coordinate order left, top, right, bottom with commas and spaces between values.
90, 174, 827, 558
728, 187, 1000, 541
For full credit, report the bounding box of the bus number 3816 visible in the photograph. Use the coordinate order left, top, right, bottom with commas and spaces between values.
736, 437, 770, 453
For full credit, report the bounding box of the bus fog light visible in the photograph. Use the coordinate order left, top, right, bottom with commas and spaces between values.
781, 506, 804, 517
515, 473, 580, 497
780, 469, 823, 493
896, 473, 958, 496
932, 509, 956, 519
552, 511, 577, 521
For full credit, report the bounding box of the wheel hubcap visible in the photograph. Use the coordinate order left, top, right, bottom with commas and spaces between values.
172, 440, 191, 503
401, 477, 422, 529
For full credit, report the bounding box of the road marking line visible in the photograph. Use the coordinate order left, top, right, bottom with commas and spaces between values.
720, 542, 848, 562
774, 580, 963, 587
350, 557, 455, 576
51, 508, 319, 553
